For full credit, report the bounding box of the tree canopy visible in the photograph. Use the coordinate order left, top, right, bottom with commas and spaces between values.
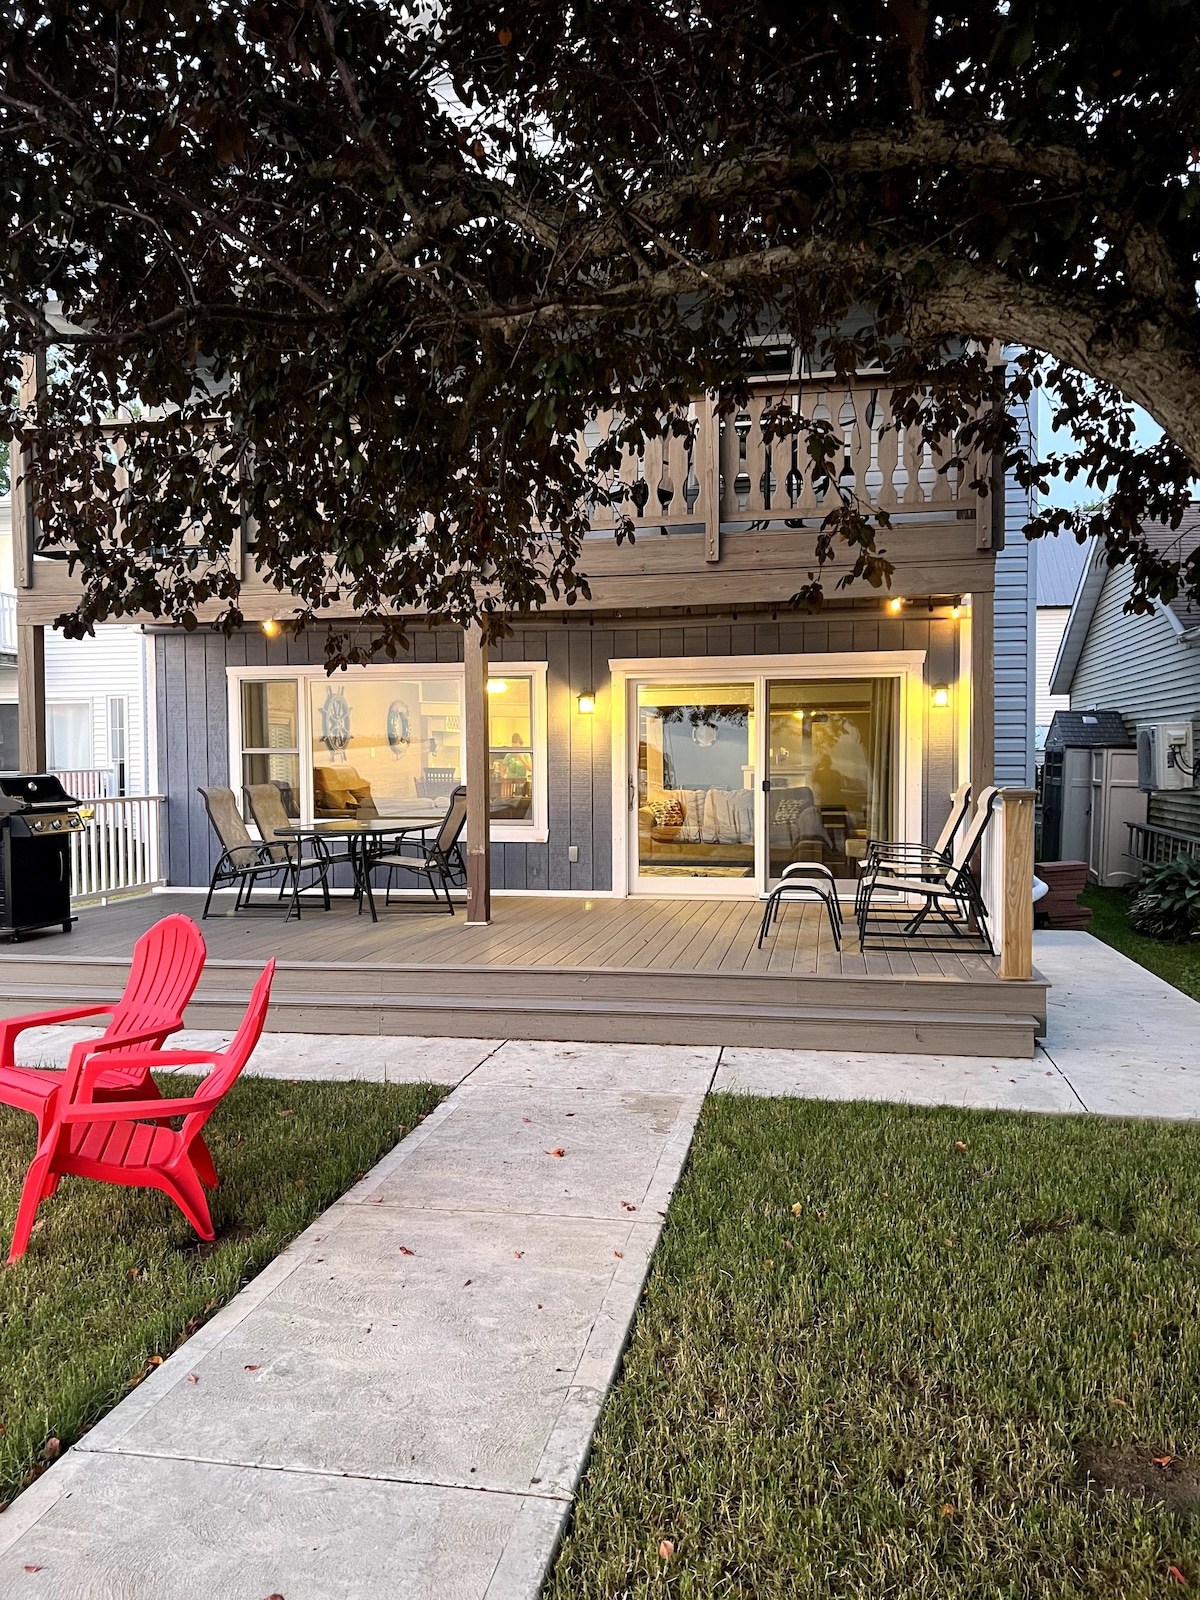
2, 0, 1199, 658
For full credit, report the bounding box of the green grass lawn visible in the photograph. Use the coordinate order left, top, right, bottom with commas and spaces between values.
0, 1074, 446, 1507
549, 1096, 1200, 1599
1082, 885, 1200, 1003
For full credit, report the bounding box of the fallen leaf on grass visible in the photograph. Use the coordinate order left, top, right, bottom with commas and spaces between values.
940, 1503, 956, 1517
43, 1439, 60, 1460
955, 1141, 968, 1151
1155, 1455, 1175, 1467
658, 1540, 674, 1561
148, 1355, 163, 1367
790, 1202, 803, 1216
1169, 1568, 1188, 1586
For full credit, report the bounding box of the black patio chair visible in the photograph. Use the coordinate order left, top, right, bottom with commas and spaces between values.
243, 781, 357, 915
200, 786, 329, 919
367, 786, 468, 913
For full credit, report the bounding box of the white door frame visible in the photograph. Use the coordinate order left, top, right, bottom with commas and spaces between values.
609, 651, 927, 898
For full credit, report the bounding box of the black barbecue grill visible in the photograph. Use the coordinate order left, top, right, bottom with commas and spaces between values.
0, 774, 85, 939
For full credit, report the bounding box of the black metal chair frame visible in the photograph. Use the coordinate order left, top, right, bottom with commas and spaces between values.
199, 788, 331, 920
368, 786, 468, 914
757, 862, 843, 951
856, 790, 998, 953
854, 781, 973, 921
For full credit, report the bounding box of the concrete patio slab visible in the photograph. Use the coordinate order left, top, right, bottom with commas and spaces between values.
713, 1046, 1080, 1111
15, 1025, 500, 1084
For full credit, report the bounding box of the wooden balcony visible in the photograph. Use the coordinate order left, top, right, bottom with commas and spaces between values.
13, 379, 995, 626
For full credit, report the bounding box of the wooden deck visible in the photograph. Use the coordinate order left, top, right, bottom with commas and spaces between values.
0, 891, 1048, 1056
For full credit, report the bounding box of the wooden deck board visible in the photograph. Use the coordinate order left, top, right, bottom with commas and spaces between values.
35, 889, 1005, 985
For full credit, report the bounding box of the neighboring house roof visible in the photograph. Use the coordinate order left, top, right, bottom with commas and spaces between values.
1036, 534, 1091, 608
1049, 503, 1200, 695
1043, 709, 1133, 750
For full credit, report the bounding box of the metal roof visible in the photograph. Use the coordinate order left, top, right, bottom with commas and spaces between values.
1035, 535, 1092, 608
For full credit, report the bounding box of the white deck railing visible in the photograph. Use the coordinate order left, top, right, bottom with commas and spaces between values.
70, 795, 165, 899
0, 591, 15, 655
54, 768, 115, 799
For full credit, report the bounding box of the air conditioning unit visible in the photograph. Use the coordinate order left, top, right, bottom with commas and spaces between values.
1137, 722, 1195, 791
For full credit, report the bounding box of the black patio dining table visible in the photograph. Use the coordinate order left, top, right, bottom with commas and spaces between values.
274, 816, 439, 922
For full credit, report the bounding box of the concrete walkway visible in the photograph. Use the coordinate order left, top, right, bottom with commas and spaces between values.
1, 931, 1198, 1596
0, 1040, 718, 1598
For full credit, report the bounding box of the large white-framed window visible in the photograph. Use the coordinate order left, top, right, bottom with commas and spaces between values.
609, 651, 926, 897
226, 663, 549, 843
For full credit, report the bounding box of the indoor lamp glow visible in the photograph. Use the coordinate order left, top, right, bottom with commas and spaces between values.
486, 679, 508, 695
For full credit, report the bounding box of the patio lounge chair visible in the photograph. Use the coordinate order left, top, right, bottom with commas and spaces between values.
757, 861, 843, 951
7, 960, 276, 1263
244, 782, 354, 905
200, 787, 330, 919
854, 781, 973, 918
368, 785, 468, 912
0, 912, 207, 1148
856, 787, 999, 951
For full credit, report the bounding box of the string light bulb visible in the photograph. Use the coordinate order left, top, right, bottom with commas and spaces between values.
887, 597, 904, 614
261, 618, 280, 638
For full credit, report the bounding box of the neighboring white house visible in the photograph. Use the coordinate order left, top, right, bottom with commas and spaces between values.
1035, 534, 1091, 750
0, 494, 154, 792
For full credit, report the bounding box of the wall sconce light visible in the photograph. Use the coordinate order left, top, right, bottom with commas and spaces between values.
486, 678, 508, 695
261, 618, 280, 638
887, 596, 904, 614
577, 690, 597, 715
931, 684, 950, 708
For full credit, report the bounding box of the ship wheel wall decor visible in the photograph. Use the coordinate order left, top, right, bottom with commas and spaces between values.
387, 701, 411, 759
319, 686, 352, 761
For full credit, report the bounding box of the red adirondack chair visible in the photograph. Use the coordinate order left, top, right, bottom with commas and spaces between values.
0, 914, 207, 1148
7, 960, 276, 1263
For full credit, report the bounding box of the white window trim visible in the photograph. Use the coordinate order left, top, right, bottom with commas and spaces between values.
225, 662, 549, 843
609, 651, 926, 898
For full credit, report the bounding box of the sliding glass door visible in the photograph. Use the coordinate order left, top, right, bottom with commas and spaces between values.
625, 664, 907, 896
633, 682, 756, 891
765, 677, 898, 884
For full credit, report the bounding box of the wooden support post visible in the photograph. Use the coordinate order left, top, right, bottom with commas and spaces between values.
969, 588, 995, 805
702, 396, 721, 563
463, 622, 492, 925
17, 623, 46, 772
997, 787, 1035, 981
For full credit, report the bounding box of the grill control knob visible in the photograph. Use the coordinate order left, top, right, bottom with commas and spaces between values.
32, 819, 42, 831
51, 818, 63, 830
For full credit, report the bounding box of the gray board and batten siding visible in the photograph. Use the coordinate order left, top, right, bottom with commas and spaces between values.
1066, 560, 1200, 838
153, 610, 966, 892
